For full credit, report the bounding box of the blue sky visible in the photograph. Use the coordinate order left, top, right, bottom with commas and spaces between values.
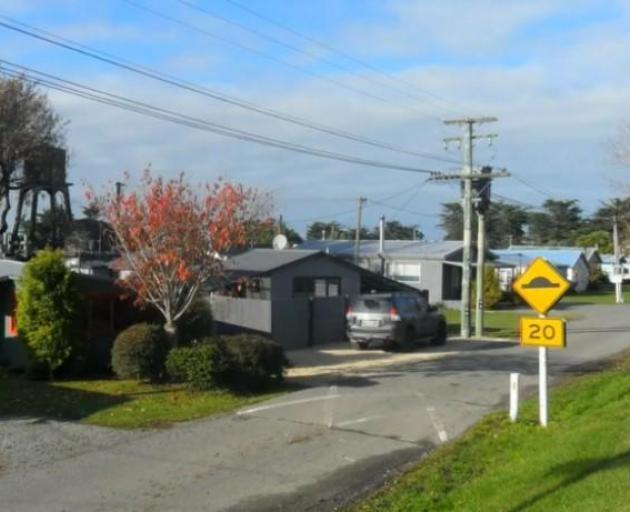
1, 0, 629, 240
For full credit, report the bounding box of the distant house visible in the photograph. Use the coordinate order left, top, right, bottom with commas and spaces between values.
210, 248, 418, 349
583, 247, 603, 276
298, 240, 483, 304
600, 254, 630, 282
492, 247, 590, 292
0, 259, 130, 370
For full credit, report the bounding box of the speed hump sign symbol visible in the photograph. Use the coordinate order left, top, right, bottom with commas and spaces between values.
513, 258, 571, 315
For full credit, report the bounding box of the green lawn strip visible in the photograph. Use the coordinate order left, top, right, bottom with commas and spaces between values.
560, 286, 630, 306
443, 309, 583, 339
0, 376, 285, 429
353, 355, 630, 512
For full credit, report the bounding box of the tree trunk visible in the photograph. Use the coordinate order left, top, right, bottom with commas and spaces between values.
164, 320, 179, 348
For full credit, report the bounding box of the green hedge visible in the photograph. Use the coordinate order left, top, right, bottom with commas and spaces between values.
166, 334, 289, 391
111, 323, 168, 382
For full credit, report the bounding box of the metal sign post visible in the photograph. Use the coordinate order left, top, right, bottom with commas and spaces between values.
513, 258, 570, 427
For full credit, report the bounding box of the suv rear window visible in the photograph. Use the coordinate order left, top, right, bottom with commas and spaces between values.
351, 297, 391, 312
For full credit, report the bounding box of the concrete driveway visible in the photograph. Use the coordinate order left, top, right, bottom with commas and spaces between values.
1, 304, 629, 512
285, 339, 484, 378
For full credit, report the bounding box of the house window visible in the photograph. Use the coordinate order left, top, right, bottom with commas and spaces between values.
390, 262, 421, 283
293, 277, 341, 298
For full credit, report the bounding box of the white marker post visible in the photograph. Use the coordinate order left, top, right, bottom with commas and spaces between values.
539, 346, 548, 427
509, 373, 520, 422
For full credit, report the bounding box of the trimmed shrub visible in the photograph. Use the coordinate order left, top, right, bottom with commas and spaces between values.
176, 297, 214, 346
166, 334, 289, 391
16, 249, 80, 378
225, 334, 289, 389
165, 346, 196, 383
166, 340, 232, 390
111, 323, 168, 382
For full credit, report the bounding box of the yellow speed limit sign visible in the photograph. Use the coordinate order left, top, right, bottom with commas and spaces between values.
520, 317, 566, 349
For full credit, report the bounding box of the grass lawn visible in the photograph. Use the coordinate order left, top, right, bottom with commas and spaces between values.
0, 375, 286, 429
443, 309, 582, 339
352, 352, 630, 512
560, 285, 630, 306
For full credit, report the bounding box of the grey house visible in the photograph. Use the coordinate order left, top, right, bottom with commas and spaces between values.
298, 240, 473, 303
211, 249, 362, 349
210, 249, 420, 349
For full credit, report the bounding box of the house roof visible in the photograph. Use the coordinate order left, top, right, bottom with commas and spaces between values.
0, 259, 25, 281
298, 240, 463, 260
224, 249, 324, 274
493, 249, 586, 268
600, 254, 627, 264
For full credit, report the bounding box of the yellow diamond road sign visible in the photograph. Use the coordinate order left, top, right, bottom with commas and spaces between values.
513, 258, 571, 315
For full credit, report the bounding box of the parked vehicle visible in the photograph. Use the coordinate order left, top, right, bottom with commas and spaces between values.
346, 292, 447, 350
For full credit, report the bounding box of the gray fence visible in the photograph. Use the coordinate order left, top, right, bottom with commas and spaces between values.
211, 295, 348, 349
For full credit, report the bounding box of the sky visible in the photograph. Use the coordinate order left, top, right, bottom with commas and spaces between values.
0, 0, 629, 240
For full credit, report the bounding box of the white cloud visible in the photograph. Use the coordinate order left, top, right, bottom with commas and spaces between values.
7, 0, 630, 239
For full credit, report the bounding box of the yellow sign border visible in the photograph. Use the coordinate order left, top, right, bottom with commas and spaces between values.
513, 258, 571, 315
520, 316, 566, 349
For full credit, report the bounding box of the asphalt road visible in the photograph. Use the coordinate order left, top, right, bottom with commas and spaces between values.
1, 304, 629, 512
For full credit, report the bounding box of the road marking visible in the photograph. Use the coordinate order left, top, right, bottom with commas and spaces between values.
324, 385, 338, 428
237, 394, 340, 416
335, 415, 384, 428
426, 406, 448, 443
416, 391, 448, 443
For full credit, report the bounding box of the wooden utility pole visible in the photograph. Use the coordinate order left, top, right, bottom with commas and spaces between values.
354, 197, 366, 264
441, 117, 497, 338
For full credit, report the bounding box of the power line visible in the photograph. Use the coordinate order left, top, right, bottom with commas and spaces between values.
219, 0, 472, 116
367, 198, 435, 218
400, 178, 430, 210
123, 0, 443, 121
511, 172, 554, 199
0, 61, 436, 174
0, 15, 458, 165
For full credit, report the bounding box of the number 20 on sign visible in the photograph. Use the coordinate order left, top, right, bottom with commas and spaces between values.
520, 317, 566, 349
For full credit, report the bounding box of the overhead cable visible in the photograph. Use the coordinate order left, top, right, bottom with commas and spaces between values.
0, 61, 435, 174
0, 15, 458, 165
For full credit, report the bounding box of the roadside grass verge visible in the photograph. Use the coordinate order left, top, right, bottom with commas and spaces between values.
443, 309, 583, 339
0, 376, 286, 429
560, 285, 630, 306
352, 352, 630, 512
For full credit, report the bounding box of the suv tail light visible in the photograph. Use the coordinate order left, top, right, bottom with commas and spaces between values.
389, 307, 401, 321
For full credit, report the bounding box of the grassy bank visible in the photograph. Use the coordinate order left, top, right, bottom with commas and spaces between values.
353, 353, 630, 512
0, 376, 285, 429
443, 309, 582, 339
560, 285, 630, 305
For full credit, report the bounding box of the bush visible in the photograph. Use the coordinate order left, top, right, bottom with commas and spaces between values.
176, 297, 214, 345
165, 346, 196, 382
111, 323, 168, 382
16, 249, 80, 378
225, 334, 289, 390
166, 340, 232, 391
471, 265, 503, 310
166, 334, 289, 391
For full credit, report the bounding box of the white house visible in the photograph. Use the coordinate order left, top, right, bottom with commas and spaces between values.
492, 247, 591, 292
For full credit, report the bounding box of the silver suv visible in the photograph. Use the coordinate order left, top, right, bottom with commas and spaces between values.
346, 292, 447, 350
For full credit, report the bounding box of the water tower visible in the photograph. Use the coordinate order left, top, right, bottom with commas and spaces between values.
9, 145, 73, 256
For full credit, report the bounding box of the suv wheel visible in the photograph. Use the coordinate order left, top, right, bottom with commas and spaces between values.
430, 322, 447, 346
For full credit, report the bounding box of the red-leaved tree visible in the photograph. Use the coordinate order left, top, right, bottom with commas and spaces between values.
91, 170, 271, 343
